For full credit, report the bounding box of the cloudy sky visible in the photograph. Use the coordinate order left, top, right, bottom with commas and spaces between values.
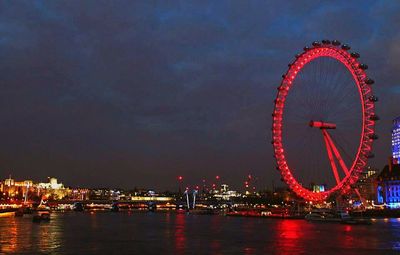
0, 1, 399, 190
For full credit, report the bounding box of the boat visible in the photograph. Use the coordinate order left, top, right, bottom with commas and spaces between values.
0, 208, 18, 217
148, 202, 157, 212
340, 216, 372, 225
110, 203, 120, 212
305, 211, 372, 225
15, 206, 33, 217
73, 202, 84, 212
305, 211, 342, 222
32, 211, 50, 223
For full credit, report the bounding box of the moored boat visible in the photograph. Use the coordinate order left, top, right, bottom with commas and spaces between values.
306, 211, 372, 225
32, 211, 50, 223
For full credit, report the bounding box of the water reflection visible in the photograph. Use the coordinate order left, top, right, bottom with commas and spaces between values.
0, 217, 18, 253
174, 213, 186, 255
274, 220, 305, 255
37, 214, 62, 252
0, 214, 62, 254
210, 215, 222, 255
1, 213, 400, 254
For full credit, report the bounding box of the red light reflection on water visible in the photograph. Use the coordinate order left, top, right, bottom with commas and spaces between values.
272, 220, 305, 255
210, 215, 222, 254
174, 213, 186, 255
341, 224, 354, 248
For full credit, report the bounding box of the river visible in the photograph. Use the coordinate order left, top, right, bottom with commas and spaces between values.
0, 212, 399, 254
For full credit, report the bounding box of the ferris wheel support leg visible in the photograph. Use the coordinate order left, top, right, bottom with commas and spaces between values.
322, 130, 341, 184
323, 130, 349, 175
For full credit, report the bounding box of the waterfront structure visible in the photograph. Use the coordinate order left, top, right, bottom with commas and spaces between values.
89, 188, 114, 200
376, 162, 400, 208
0, 176, 34, 200
1, 176, 69, 201
272, 40, 377, 202
213, 184, 240, 200
353, 167, 378, 207
37, 177, 68, 200
393, 117, 400, 163
37, 177, 64, 190
68, 188, 90, 200
357, 168, 377, 200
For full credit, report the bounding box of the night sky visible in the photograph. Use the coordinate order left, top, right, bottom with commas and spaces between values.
0, 1, 399, 190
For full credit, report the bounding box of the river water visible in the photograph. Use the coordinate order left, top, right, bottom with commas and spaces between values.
0, 212, 399, 254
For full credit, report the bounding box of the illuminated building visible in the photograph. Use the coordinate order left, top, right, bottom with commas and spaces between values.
37, 177, 64, 190
1, 176, 34, 199
213, 184, 240, 200
37, 177, 68, 200
354, 167, 378, 205
4, 177, 15, 187
376, 162, 400, 208
89, 189, 113, 200
68, 188, 90, 200
311, 184, 326, 193
393, 117, 400, 163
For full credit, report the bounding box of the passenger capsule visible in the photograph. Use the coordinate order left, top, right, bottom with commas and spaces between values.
370, 114, 380, 121
282, 74, 286, 78
332, 40, 341, 46
367, 153, 375, 159
341, 44, 351, 50
368, 95, 378, 102
359, 64, 368, 70
350, 52, 360, 58
303, 46, 310, 51
365, 78, 375, 85
312, 41, 321, 47
368, 134, 379, 140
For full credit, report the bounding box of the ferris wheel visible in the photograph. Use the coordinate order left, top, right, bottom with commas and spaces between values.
272, 40, 378, 202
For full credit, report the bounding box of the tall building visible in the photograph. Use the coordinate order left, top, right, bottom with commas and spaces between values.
354, 167, 378, 205
392, 117, 400, 164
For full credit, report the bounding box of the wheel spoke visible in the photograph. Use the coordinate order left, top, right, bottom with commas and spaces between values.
323, 130, 349, 175
322, 129, 341, 184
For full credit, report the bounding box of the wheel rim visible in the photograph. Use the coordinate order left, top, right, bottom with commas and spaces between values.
272, 41, 376, 201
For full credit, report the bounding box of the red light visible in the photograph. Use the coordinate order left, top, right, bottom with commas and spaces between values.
215, 175, 220, 180
178, 176, 183, 181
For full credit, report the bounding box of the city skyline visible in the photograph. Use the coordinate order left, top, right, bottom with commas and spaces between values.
0, 1, 400, 190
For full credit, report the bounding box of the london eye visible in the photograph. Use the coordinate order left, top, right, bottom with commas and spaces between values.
272, 40, 378, 202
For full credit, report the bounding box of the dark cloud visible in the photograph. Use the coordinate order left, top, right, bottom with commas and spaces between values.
0, 1, 399, 190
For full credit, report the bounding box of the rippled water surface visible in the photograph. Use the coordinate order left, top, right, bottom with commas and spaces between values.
0, 212, 399, 254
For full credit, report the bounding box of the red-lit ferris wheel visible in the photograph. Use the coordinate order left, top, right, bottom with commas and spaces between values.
272, 40, 378, 202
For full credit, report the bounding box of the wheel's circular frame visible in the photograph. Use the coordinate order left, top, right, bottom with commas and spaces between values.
272, 40, 376, 202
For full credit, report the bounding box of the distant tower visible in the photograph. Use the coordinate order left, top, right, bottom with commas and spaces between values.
392, 117, 400, 164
